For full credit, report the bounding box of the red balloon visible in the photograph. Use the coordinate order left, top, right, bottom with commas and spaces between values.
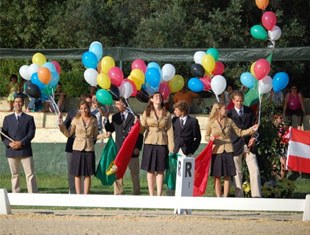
212, 61, 225, 75
254, 59, 270, 80
51, 61, 61, 74
131, 59, 147, 73
200, 76, 212, 91
159, 82, 171, 101
261, 11, 277, 31
108, 66, 124, 87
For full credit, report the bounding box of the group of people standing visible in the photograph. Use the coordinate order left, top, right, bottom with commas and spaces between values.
2, 83, 306, 198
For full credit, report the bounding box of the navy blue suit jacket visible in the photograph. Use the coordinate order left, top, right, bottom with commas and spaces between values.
227, 106, 255, 155
1, 112, 36, 157
105, 112, 143, 157
172, 116, 201, 155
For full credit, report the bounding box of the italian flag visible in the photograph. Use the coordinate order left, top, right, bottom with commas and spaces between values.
286, 128, 310, 173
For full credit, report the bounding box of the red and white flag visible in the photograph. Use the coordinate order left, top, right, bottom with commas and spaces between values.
286, 128, 310, 173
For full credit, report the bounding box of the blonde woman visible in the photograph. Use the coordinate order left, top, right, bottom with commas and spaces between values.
205, 102, 258, 197
58, 99, 99, 194
140, 92, 174, 196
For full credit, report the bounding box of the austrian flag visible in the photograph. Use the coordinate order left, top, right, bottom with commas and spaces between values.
286, 128, 310, 173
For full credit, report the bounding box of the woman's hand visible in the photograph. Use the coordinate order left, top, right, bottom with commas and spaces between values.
252, 124, 259, 131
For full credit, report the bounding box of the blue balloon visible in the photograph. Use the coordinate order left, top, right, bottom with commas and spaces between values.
147, 62, 161, 75
42, 62, 56, 73
31, 72, 46, 90
240, 72, 256, 88
143, 83, 158, 95
49, 71, 60, 87
145, 68, 161, 88
89, 41, 103, 61
272, 72, 289, 92
188, 77, 203, 92
82, 51, 98, 69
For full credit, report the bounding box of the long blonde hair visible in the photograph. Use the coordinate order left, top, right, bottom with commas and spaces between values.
209, 102, 225, 122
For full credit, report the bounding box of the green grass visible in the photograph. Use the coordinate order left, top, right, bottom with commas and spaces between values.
0, 173, 309, 198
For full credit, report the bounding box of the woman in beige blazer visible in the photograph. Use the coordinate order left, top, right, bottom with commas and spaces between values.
205, 102, 258, 197
140, 92, 174, 196
59, 99, 99, 194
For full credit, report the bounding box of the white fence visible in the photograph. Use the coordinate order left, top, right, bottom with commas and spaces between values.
0, 189, 309, 221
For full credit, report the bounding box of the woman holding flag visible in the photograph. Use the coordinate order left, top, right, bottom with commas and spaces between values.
205, 102, 259, 197
140, 92, 174, 196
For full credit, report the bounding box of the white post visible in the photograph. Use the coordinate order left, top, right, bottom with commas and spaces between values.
174, 156, 195, 214
0, 189, 11, 215
302, 194, 310, 221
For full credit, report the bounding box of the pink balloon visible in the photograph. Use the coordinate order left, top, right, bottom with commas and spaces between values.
131, 59, 147, 73
126, 79, 137, 97
159, 82, 171, 101
108, 66, 124, 87
200, 76, 212, 91
261, 11, 277, 31
254, 59, 270, 80
212, 61, 225, 75
51, 61, 61, 74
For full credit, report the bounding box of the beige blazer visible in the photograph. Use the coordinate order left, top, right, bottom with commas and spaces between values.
205, 117, 254, 154
60, 115, 98, 151
140, 110, 174, 152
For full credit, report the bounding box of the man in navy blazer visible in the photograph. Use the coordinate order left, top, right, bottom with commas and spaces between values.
227, 91, 261, 198
1, 94, 38, 193
172, 101, 201, 156
105, 97, 143, 195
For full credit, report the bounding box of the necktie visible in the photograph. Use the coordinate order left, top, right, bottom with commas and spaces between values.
16, 115, 19, 123
121, 113, 125, 124
239, 109, 243, 116
180, 118, 184, 128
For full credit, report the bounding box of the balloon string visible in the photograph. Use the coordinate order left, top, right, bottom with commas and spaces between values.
48, 96, 60, 117
215, 94, 220, 102
257, 94, 262, 125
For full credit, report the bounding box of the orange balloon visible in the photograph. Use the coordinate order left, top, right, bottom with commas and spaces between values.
38, 67, 51, 84
255, 0, 269, 10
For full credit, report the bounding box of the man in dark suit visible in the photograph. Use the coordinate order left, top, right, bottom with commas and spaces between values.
172, 101, 201, 157
105, 97, 143, 195
227, 91, 262, 198
1, 94, 38, 193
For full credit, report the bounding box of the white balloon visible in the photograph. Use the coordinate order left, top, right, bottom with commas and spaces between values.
162, 63, 175, 81
28, 63, 40, 77
119, 80, 133, 99
19, 65, 30, 80
193, 51, 205, 65
268, 26, 282, 41
211, 75, 227, 95
258, 75, 272, 95
84, 68, 98, 86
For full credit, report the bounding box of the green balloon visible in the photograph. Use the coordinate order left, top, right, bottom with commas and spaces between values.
206, 48, 219, 61
244, 82, 259, 106
96, 89, 113, 105
250, 25, 267, 41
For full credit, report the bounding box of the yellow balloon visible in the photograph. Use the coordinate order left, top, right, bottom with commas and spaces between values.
202, 54, 215, 73
100, 56, 115, 74
97, 73, 111, 89
169, 75, 184, 93
130, 69, 145, 85
32, 52, 47, 66
250, 62, 256, 78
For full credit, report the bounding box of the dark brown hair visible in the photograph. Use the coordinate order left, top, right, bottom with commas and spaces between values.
146, 92, 166, 117
173, 101, 189, 115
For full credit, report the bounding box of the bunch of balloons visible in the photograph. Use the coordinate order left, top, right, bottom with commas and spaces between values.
190, 48, 226, 100
82, 41, 184, 105
250, 0, 282, 45
241, 0, 289, 106
19, 52, 62, 113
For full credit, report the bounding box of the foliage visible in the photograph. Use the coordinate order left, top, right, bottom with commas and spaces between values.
262, 178, 295, 198
0, 0, 309, 97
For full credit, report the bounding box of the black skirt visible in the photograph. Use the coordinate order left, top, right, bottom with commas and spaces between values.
141, 144, 168, 172
210, 152, 236, 177
71, 150, 96, 176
